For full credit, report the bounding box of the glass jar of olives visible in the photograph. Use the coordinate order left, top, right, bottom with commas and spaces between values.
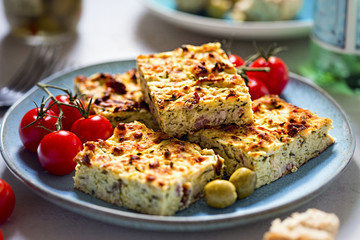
3, 0, 82, 45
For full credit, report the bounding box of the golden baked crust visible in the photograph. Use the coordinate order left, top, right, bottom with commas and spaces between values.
137, 42, 253, 137
74, 69, 158, 130
189, 95, 334, 188
73, 121, 224, 216
263, 208, 340, 240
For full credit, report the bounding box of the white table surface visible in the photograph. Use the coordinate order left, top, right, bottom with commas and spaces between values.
0, 1, 359, 239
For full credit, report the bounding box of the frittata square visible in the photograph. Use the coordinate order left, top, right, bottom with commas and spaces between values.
73, 121, 224, 216
74, 69, 158, 130
188, 95, 334, 188
136, 42, 253, 137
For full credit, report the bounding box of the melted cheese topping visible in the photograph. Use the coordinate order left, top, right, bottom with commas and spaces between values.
200, 95, 333, 153
74, 121, 223, 188
137, 42, 250, 111
74, 69, 146, 113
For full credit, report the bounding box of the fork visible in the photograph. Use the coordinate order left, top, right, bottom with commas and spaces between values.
0, 44, 62, 107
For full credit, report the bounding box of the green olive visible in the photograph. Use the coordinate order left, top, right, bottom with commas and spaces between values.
36, 16, 61, 33
176, 0, 207, 13
204, 179, 237, 208
229, 167, 257, 199
205, 0, 232, 18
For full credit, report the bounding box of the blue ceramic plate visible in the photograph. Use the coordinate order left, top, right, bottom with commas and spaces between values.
0, 60, 355, 231
141, 0, 313, 40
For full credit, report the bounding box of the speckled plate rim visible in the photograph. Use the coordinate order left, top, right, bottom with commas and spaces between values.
140, 0, 313, 40
0, 60, 355, 231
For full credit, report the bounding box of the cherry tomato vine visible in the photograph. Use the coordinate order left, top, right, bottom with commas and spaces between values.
19, 83, 113, 176
228, 43, 289, 100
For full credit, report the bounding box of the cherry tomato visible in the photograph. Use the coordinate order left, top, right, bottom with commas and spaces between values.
247, 77, 270, 100
37, 130, 83, 175
0, 229, 3, 240
247, 56, 289, 95
19, 108, 57, 152
48, 95, 83, 131
71, 115, 113, 143
0, 179, 15, 224
228, 54, 245, 67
